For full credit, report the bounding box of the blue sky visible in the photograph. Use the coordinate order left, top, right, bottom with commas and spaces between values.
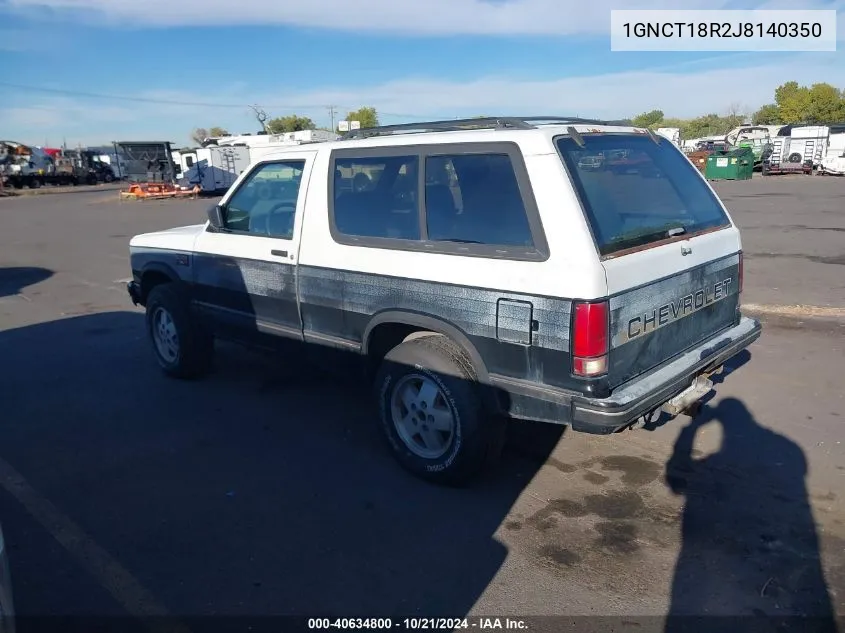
1, 0, 843, 147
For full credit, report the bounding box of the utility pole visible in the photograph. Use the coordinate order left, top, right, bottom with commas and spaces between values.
328, 105, 337, 131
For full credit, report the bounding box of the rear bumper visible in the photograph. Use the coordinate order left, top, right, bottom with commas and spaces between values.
493, 316, 762, 434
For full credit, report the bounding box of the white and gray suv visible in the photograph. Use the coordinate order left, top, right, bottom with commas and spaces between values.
126, 116, 761, 485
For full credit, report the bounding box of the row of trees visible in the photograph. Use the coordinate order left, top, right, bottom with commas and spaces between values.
190, 107, 380, 145
753, 82, 845, 125
629, 81, 845, 140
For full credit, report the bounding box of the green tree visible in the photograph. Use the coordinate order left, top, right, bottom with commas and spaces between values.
681, 113, 724, 139
774, 81, 811, 124
806, 83, 845, 123
752, 104, 781, 125
343, 106, 379, 129
266, 115, 316, 134
631, 109, 664, 129
190, 126, 231, 145
658, 117, 687, 129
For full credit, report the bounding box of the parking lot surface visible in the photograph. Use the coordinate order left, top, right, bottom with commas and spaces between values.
0, 177, 843, 630
717, 176, 845, 310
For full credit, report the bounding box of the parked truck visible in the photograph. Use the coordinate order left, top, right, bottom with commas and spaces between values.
725, 125, 773, 169
0, 141, 114, 188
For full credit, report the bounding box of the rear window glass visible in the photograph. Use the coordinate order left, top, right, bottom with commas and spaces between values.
424, 153, 534, 247
556, 134, 731, 257
332, 155, 420, 240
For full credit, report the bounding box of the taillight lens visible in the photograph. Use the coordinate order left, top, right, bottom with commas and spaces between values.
738, 251, 744, 294
572, 300, 609, 377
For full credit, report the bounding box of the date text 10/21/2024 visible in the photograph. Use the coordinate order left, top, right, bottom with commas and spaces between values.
307, 618, 530, 630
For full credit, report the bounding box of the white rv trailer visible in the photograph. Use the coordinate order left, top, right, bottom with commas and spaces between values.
209, 129, 338, 148
763, 125, 829, 175
820, 124, 845, 175
173, 145, 252, 193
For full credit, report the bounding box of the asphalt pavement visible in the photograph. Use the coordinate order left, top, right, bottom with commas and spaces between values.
717, 175, 845, 310
0, 182, 843, 631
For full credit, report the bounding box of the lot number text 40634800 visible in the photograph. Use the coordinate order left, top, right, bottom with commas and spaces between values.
307, 618, 529, 630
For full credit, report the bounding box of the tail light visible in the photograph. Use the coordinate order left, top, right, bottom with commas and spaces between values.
738, 251, 744, 294
572, 300, 609, 377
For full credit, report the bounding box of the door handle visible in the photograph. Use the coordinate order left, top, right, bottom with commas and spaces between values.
271, 249, 288, 257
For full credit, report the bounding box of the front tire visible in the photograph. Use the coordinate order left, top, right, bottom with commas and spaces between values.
374, 335, 506, 487
145, 283, 214, 379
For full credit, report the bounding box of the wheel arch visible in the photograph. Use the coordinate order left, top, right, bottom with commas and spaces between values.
362, 310, 491, 385
139, 262, 181, 302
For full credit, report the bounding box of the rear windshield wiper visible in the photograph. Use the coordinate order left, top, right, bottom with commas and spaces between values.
605, 224, 689, 251
436, 238, 483, 244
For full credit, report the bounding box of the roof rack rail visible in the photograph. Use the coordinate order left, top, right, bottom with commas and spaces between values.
519, 116, 629, 126
340, 115, 629, 140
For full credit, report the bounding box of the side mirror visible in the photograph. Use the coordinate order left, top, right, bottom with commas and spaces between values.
207, 203, 226, 229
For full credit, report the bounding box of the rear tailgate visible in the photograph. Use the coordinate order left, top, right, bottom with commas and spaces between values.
556, 131, 743, 390
603, 233, 741, 389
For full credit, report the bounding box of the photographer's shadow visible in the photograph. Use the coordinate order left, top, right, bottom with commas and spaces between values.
664, 397, 837, 632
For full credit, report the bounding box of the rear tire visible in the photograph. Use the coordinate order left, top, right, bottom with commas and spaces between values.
145, 282, 214, 379
374, 335, 506, 487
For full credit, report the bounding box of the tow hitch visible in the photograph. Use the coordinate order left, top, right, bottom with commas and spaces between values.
662, 366, 722, 417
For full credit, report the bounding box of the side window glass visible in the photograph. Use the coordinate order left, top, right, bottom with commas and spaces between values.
424, 153, 534, 247
332, 155, 420, 240
224, 160, 306, 238
185, 156, 194, 168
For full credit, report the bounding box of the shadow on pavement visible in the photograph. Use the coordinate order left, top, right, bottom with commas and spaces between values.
664, 397, 838, 633
0, 310, 564, 628
0, 267, 52, 299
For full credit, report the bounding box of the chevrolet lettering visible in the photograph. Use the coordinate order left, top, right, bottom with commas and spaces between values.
125, 115, 761, 487
628, 278, 733, 340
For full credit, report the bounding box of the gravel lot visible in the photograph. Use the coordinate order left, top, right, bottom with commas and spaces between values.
0, 176, 843, 631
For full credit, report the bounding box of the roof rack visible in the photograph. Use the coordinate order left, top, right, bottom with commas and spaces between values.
340, 115, 629, 140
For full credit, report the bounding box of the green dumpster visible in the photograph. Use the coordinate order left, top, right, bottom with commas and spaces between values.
705, 147, 754, 180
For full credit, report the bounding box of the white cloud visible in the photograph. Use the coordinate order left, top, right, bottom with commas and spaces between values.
3, 53, 843, 146
0, 97, 140, 143
245, 52, 845, 119
3, 0, 789, 35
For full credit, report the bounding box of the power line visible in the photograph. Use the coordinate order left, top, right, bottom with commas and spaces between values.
0, 81, 252, 108
0, 81, 426, 119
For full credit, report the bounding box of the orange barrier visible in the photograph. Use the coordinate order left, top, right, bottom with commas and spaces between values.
120, 182, 201, 200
